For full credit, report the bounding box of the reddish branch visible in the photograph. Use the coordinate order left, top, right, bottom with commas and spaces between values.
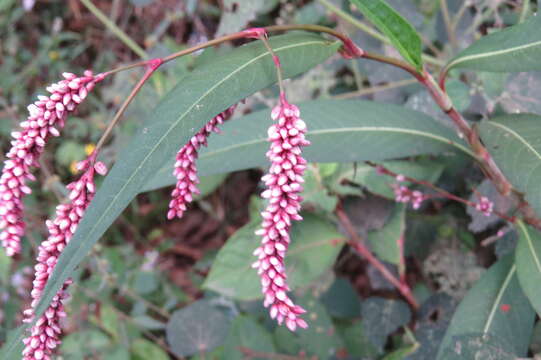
366, 161, 516, 223
335, 205, 419, 310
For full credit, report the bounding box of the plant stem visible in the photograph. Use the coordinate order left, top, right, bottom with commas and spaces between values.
440, 0, 458, 49
365, 161, 516, 223
80, 0, 148, 59
94, 59, 163, 156
258, 33, 286, 96
450, 0, 470, 32
105, 24, 419, 79
336, 205, 419, 310
519, 0, 531, 23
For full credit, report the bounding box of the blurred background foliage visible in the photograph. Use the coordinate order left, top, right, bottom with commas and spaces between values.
1, 0, 540, 359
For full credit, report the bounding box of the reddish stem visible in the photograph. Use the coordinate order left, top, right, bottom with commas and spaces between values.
336, 205, 419, 310
367, 161, 516, 223
397, 233, 406, 284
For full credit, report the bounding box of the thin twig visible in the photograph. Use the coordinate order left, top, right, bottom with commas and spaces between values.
94, 59, 163, 156
335, 205, 419, 310
440, 0, 458, 49
38, 158, 65, 202
519, 0, 531, 23
80, 0, 148, 58
365, 161, 516, 223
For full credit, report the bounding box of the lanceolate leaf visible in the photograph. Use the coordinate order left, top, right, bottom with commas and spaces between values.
142, 100, 473, 192
349, 0, 423, 70
436, 256, 535, 359
445, 15, 541, 73
515, 221, 541, 317
0, 33, 341, 358
478, 114, 541, 218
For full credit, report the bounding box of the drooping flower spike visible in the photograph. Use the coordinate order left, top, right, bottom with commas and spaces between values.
22, 157, 107, 360
167, 105, 237, 220
0, 71, 105, 256
252, 94, 310, 331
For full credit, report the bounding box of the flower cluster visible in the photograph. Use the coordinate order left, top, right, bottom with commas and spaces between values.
22, 159, 107, 360
0, 71, 105, 256
393, 184, 425, 210
252, 96, 309, 331
167, 105, 237, 220
475, 196, 494, 216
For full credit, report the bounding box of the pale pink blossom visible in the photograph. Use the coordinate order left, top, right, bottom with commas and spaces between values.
22, 159, 106, 360
167, 105, 237, 220
393, 184, 425, 210
252, 96, 310, 331
475, 196, 494, 216
0, 71, 105, 256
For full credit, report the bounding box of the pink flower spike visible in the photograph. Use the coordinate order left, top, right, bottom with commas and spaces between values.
0, 71, 105, 256
167, 105, 237, 220
22, 161, 105, 360
253, 98, 310, 331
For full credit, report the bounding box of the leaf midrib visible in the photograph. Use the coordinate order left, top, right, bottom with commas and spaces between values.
518, 221, 541, 278
200, 126, 474, 159
485, 121, 541, 161
35, 39, 330, 331
448, 39, 541, 70
482, 265, 516, 334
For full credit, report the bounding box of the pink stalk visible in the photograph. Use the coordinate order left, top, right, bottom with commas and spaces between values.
21, 157, 107, 360
0, 71, 105, 256
167, 105, 237, 220
252, 95, 310, 331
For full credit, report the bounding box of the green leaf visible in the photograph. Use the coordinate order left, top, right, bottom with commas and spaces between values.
301, 164, 338, 212
337, 321, 380, 357
440, 333, 517, 360
60, 330, 111, 357
445, 15, 541, 73
478, 114, 541, 218
132, 339, 169, 360
143, 100, 473, 192
203, 214, 344, 300
436, 256, 535, 359
220, 316, 276, 359
349, 0, 423, 70
361, 297, 411, 349
383, 345, 417, 360
367, 204, 406, 265
166, 299, 231, 357
274, 294, 344, 358
320, 277, 361, 318
0, 33, 340, 359
515, 221, 541, 317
